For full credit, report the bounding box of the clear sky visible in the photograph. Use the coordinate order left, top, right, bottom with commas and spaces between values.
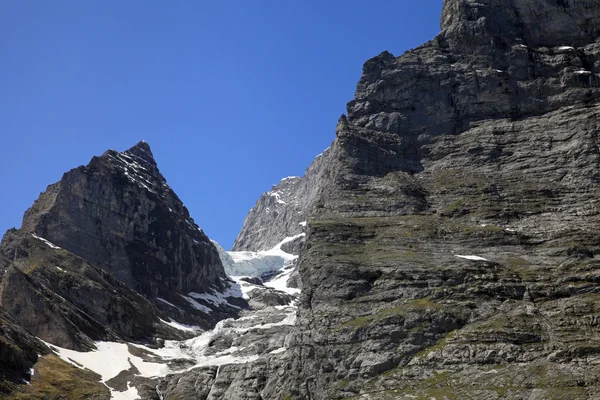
0, 1, 443, 250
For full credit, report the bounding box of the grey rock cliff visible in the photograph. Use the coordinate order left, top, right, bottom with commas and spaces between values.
121, 2, 600, 398
21, 141, 226, 298
232, 148, 330, 252
273, 0, 600, 398
0, 142, 245, 397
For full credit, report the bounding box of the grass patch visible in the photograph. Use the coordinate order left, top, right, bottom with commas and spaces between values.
3, 354, 109, 400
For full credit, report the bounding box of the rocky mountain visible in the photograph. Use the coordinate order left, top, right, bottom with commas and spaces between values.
4, 0, 600, 399
20, 141, 225, 299
277, 0, 600, 399
232, 147, 330, 252
0, 142, 246, 398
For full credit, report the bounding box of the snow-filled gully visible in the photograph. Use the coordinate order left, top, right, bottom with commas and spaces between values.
43, 235, 302, 400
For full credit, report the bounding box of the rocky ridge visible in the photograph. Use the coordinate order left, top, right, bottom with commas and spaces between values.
4, 0, 600, 398
232, 147, 330, 252
0, 142, 246, 398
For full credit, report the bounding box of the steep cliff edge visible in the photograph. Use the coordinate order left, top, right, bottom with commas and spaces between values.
280, 1, 600, 399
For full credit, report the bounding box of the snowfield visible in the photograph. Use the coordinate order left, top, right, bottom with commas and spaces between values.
41, 233, 302, 400
220, 233, 304, 277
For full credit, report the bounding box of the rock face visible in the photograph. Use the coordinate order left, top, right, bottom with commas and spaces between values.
272, 1, 600, 399
232, 148, 330, 252
0, 142, 244, 396
0, 309, 48, 395
5, 1, 600, 398
21, 141, 226, 298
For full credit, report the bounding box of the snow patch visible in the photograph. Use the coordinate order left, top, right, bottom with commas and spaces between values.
31, 234, 61, 249
42, 340, 168, 382
455, 255, 489, 261
229, 277, 263, 300
269, 191, 286, 205
299, 221, 307, 227
157, 297, 182, 311
110, 382, 140, 400
264, 267, 300, 296
224, 233, 304, 278
180, 295, 212, 313
315, 146, 330, 158
159, 318, 201, 332
188, 283, 242, 310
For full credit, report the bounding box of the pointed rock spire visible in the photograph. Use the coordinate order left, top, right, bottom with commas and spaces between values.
122, 140, 158, 171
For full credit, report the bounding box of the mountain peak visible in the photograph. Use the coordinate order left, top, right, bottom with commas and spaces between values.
122, 140, 156, 167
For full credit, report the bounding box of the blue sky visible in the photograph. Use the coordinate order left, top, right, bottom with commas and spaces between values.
0, 1, 443, 249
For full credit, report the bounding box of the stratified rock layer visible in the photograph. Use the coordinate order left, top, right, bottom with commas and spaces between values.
0, 142, 243, 396
277, 0, 600, 399
21, 141, 226, 298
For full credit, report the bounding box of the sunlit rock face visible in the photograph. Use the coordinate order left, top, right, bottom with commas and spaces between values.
20, 141, 226, 298
232, 147, 330, 252
441, 0, 600, 48
268, 0, 600, 398
0, 141, 244, 392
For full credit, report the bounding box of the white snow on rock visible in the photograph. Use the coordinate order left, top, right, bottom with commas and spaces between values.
180, 294, 213, 313
109, 151, 158, 194
269, 347, 287, 355
39, 230, 304, 399
41, 340, 168, 382
134, 310, 296, 371
269, 191, 286, 205
188, 282, 242, 310
157, 297, 182, 311
455, 255, 489, 261
110, 382, 140, 400
226, 277, 262, 300
159, 318, 201, 332
31, 234, 62, 249
264, 267, 300, 296
299, 221, 307, 227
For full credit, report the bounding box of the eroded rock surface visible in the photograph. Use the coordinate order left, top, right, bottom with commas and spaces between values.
276, 0, 600, 398
232, 148, 330, 252
0, 142, 244, 397
21, 141, 226, 298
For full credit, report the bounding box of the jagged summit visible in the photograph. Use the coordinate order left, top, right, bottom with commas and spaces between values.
122, 140, 158, 170
4, 141, 240, 347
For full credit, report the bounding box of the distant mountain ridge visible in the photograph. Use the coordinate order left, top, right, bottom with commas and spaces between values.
232, 147, 330, 252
